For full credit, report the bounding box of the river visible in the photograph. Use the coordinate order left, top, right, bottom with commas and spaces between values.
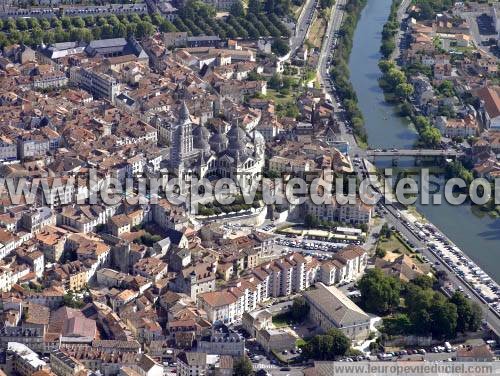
348, 0, 500, 282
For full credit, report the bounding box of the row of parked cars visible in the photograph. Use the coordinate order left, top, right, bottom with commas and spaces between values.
276, 238, 341, 252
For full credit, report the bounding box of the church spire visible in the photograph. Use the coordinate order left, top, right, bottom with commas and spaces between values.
180, 101, 190, 123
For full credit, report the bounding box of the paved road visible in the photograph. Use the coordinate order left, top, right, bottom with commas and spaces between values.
313, 0, 500, 339
390, 0, 411, 60
290, 0, 318, 55
316, 0, 360, 152
461, 12, 498, 60
380, 201, 500, 336
317, 0, 346, 84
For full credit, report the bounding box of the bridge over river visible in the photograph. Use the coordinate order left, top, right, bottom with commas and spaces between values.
364, 149, 465, 158
360, 149, 465, 165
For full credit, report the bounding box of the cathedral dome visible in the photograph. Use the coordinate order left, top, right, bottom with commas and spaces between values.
193, 125, 211, 154
227, 124, 248, 143
209, 131, 228, 153
227, 124, 248, 160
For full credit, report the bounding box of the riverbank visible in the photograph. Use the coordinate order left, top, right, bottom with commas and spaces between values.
348, 0, 417, 149
348, 0, 500, 285
401, 208, 500, 311
380, 0, 402, 59
329, 0, 368, 144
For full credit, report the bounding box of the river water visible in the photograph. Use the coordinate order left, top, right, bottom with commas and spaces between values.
348, 0, 500, 282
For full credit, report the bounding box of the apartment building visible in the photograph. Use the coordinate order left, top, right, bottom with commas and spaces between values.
305, 198, 373, 225
70, 66, 119, 102
198, 253, 316, 324
50, 350, 86, 376
32, 72, 68, 90
6, 342, 47, 376
35, 225, 69, 262
0, 137, 17, 161
197, 329, 245, 357
0, 267, 13, 292
197, 290, 241, 324
176, 352, 208, 376
57, 204, 118, 233
320, 245, 367, 285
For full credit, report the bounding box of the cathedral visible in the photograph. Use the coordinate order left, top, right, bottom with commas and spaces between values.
168, 102, 265, 193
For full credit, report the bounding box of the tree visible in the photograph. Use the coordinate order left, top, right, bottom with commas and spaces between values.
304, 213, 320, 228
16, 18, 28, 31
233, 356, 253, 376
320, 0, 334, 9
135, 21, 155, 38
380, 223, 392, 238
264, 0, 275, 13
271, 38, 290, 57
228, 0, 245, 17
151, 12, 163, 26
358, 269, 401, 314
83, 16, 95, 27
378, 59, 395, 73
268, 73, 281, 89
412, 275, 435, 290
139, 232, 162, 246
383, 313, 411, 335
61, 16, 72, 29
450, 291, 482, 333
436, 269, 448, 281
290, 296, 309, 321
398, 101, 413, 117
72, 17, 85, 28
469, 303, 483, 332
375, 247, 386, 258
113, 23, 127, 38
0, 33, 8, 48
419, 125, 441, 148
63, 291, 85, 308
247, 70, 263, 81
445, 160, 473, 185
395, 83, 414, 99
27, 18, 39, 30
380, 39, 396, 58
160, 20, 177, 32
303, 328, 351, 360
248, 0, 261, 14
438, 80, 454, 97
39, 19, 51, 30
51, 18, 62, 29
419, 2, 434, 20
5, 18, 16, 31
429, 300, 457, 338
386, 67, 406, 88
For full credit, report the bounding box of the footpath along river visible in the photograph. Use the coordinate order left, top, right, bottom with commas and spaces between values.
348, 0, 500, 282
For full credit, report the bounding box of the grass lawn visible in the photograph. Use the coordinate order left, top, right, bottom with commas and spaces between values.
296, 338, 307, 348
292, 3, 305, 20
265, 89, 296, 106
377, 234, 413, 256
306, 10, 329, 48
377, 234, 426, 266
272, 312, 294, 328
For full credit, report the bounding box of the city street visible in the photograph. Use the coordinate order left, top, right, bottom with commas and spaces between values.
380, 202, 500, 336
290, 0, 318, 55
312, 0, 500, 341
